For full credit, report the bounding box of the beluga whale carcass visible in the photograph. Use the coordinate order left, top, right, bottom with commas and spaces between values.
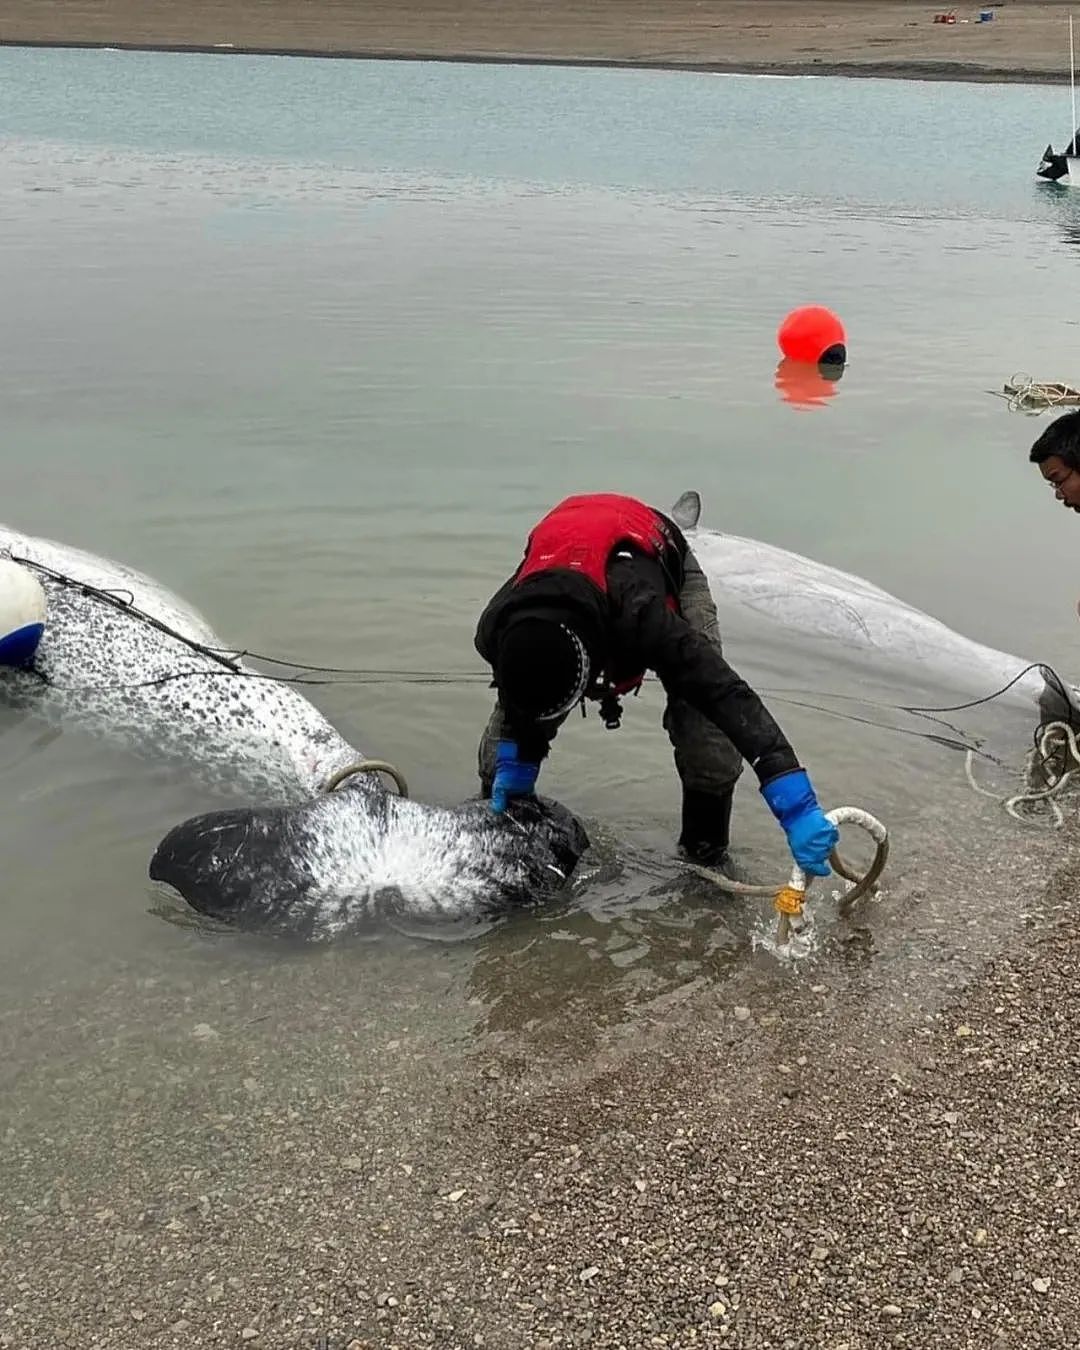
0, 524, 589, 938
670, 491, 1078, 723
0, 522, 360, 802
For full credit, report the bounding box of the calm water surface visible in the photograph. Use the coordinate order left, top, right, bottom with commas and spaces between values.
2, 49, 1079, 1086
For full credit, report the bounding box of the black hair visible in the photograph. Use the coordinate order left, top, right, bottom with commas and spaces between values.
1029, 410, 1080, 468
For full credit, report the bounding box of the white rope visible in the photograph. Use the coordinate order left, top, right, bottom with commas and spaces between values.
688, 804, 889, 920
965, 720, 1080, 828
991, 372, 1080, 415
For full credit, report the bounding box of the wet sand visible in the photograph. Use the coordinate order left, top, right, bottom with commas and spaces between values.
1, 0, 1078, 85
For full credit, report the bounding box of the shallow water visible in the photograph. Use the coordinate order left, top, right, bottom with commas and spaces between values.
2, 48, 1079, 1079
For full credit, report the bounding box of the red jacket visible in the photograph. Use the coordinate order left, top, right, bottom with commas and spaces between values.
516, 493, 683, 598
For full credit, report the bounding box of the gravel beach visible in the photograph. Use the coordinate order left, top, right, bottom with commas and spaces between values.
4, 850, 1077, 1349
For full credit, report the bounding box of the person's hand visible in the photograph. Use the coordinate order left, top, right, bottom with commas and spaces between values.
761, 769, 839, 877
491, 740, 540, 814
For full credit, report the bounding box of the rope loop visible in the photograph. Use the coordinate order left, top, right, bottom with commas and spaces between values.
322, 759, 410, 798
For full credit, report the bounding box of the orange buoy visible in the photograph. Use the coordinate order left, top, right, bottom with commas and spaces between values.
774, 357, 844, 410
777, 306, 847, 366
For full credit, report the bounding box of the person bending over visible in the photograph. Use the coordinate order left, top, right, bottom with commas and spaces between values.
473, 492, 838, 876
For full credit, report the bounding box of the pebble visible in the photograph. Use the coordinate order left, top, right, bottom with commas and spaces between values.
241, 1330, 259, 1342
708, 1300, 728, 1319
1032, 1277, 1051, 1293
191, 1023, 219, 1040
579, 1266, 600, 1283
882, 1304, 903, 1316
732, 1007, 751, 1022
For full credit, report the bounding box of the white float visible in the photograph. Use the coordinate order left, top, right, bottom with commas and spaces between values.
0, 557, 46, 667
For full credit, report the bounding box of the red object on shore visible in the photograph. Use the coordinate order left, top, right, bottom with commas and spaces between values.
776, 305, 847, 366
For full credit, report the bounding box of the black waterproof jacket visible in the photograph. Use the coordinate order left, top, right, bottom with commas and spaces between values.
474, 518, 800, 784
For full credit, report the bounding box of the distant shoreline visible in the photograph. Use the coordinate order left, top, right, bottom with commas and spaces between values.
2, 0, 1076, 88
0, 38, 1073, 87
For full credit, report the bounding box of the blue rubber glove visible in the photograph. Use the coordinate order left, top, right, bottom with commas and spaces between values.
491, 739, 540, 814
760, 769, 839, 877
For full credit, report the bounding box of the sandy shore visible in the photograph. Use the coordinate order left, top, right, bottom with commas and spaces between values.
1, 0, 1078, 85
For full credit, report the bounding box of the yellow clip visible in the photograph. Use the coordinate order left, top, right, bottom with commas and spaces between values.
774, 885, 805, 917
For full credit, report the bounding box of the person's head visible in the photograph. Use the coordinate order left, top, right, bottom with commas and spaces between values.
494, 611, 591, 724
1030, 410, 1080, 511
